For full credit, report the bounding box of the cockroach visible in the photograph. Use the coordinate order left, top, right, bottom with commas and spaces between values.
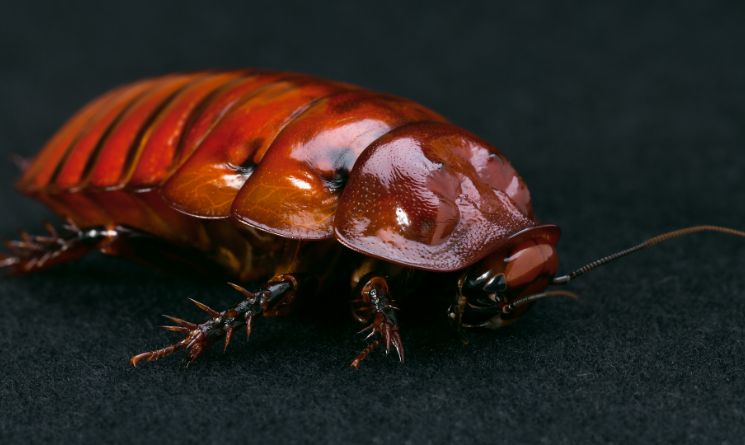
2, 69, 743, 368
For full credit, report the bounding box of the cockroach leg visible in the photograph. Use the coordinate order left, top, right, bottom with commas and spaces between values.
350, 340, 380, 369
350, 275, 404, 369
446, 290, 470, 345
0, 220, 126, 274
130, 274, 299, 367
0, 253, 20, 268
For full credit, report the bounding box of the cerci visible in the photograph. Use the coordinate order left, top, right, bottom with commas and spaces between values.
3, 70, 743, 367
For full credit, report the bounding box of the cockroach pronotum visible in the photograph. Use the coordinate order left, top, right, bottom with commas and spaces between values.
2, 69, 743, 368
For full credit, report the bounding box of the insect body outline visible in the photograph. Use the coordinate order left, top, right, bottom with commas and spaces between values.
3, 69, 743, 367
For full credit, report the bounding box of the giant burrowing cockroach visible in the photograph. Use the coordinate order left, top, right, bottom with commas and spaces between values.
2, 70, 744, 368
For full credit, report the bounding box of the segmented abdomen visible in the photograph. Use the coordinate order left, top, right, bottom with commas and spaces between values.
18, 70, 447, 242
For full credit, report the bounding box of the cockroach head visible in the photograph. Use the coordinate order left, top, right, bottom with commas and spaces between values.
450, 225, 563, 328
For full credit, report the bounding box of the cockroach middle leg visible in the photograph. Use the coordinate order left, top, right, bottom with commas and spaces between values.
130, 274, 306, 366
350, 273, 404, 368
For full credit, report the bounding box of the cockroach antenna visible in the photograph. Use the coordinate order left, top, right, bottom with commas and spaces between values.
552, 225, 745, 285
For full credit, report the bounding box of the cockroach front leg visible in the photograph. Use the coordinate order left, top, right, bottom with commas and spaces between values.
130, 274, 300, 366
350, 275, 404, 368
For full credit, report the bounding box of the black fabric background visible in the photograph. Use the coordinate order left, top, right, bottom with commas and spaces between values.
1, 1, 744, 443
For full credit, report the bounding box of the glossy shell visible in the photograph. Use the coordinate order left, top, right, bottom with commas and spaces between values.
18, 70, 539, 272
335, 122, 534, 271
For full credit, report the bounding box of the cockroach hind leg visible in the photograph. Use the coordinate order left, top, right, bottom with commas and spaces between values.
130, 276, 300, 367
1, 227, 61, 274
0, 221, 127, 275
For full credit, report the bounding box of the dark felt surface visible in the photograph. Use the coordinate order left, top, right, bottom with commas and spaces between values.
2, 1, 745, 443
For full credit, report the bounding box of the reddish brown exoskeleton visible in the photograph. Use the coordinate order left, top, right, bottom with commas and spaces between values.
2, 70, 744, 368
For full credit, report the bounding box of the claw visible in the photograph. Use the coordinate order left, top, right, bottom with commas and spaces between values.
351, 340, 380, 369
132, 319, 214, 367
129, 352, 151, 367
188, 298, 221, 318
162, 314, 197, 329
130, 337, 191, 367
